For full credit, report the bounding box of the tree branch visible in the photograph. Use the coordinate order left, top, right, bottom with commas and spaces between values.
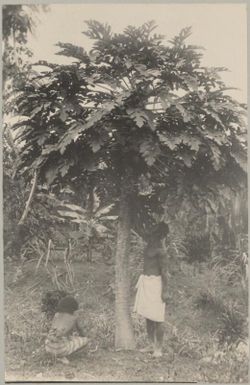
18, 170, 38, 225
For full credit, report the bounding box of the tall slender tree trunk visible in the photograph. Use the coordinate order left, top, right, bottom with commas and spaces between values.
87, 236, 93, 262
114, 178, 135, 350
86, 179, 94, 262
18, 170, 37, 225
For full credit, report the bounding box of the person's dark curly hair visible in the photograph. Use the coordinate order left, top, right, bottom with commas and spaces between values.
56, 296, 79, 314
41, 290, 68, 319
148, 221, 169, 243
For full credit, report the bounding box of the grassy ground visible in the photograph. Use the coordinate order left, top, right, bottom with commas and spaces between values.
4, 257, 249, 383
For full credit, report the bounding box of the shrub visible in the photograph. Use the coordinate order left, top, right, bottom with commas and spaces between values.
185, 231, 211, 265
217, 302, 247, 346
193, 281, 247, 346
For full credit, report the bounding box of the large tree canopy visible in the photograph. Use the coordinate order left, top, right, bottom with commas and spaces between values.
8, 21, 247, 349
11, 21, 246, 190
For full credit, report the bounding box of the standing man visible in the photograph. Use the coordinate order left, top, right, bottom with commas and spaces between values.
134, 222, 169, 357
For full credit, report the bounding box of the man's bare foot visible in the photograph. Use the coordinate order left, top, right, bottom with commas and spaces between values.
152, 350, 163, 358
139, 345, 153, 353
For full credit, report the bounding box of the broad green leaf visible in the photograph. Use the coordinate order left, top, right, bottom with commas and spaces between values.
157, 132, 179, 151
42, 144, 59, 156
30, 105, 43, 118
129, 109, 155, 130
205, 131, 228, 146
59, 163, 70, 177
56, 42, 90, 63
139, 140, 161, 166
99, 215, 118, 221
95, 203, 114, 217
60, 203, 87, 215
12, 116, 32, 131
135, 114, 144, 128
57, 210, 83, 220
95, 223, 109, 236
203, 107, 225, 128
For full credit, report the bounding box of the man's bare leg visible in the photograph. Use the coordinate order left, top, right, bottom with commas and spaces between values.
140, 319, 155, 352
152, 322, 164, 357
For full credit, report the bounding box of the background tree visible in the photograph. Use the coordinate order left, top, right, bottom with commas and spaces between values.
2, 4, 48, 88
8, 21, 247, 349
2, 4, 49, 257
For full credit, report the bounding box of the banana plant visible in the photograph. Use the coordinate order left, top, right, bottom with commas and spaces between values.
57, 191, 117, 262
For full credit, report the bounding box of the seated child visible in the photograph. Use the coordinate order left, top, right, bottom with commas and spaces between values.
45, 295, 88, 359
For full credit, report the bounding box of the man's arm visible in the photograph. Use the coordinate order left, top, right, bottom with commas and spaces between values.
75, 318, 85, 337
158, 250, 169, 302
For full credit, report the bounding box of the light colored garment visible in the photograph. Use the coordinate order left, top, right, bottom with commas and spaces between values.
45, 329, 88, 357
134, 274, 165, 322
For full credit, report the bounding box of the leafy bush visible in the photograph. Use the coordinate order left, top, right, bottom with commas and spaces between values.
185, 231, 211, 264
193, 264, 247, 347
194, 290, 223, 313
217, 302, 247, 346
211, 233, 248, 286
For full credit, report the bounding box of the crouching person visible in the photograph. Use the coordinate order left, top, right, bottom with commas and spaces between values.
134, 222, 169, 358
45, 296, 88, 362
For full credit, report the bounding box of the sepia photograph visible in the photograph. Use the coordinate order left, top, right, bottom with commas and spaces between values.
2, 2, 248, 383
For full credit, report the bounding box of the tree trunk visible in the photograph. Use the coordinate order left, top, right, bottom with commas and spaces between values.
18, 170, 38, 225
114, 186, 135, 350
86, 180, 94, 262
87, 236, 93, 262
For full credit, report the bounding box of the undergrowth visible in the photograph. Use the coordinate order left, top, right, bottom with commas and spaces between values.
4, 255, 249, 383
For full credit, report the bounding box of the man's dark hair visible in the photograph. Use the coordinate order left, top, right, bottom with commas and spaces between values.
56, 296, 79, 314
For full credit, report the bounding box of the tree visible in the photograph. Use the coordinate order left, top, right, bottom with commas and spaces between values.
2, 5, 49, 257
2, 4, 48, 88
9, 21, 247, 349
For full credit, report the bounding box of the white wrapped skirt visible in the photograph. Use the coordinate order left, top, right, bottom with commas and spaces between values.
134, 274, 165, 322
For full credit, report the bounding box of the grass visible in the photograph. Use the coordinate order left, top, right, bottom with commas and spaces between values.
4, 255, 249, 383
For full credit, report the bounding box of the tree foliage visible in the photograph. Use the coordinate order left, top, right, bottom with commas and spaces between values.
9, 20, 247, 234
2, 4, 48, 90
3, 5, 50, 258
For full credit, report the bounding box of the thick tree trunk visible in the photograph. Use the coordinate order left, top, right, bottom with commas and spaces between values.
114, 186, 135, 350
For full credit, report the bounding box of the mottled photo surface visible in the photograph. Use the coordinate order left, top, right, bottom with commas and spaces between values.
2, 3, 248, 383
